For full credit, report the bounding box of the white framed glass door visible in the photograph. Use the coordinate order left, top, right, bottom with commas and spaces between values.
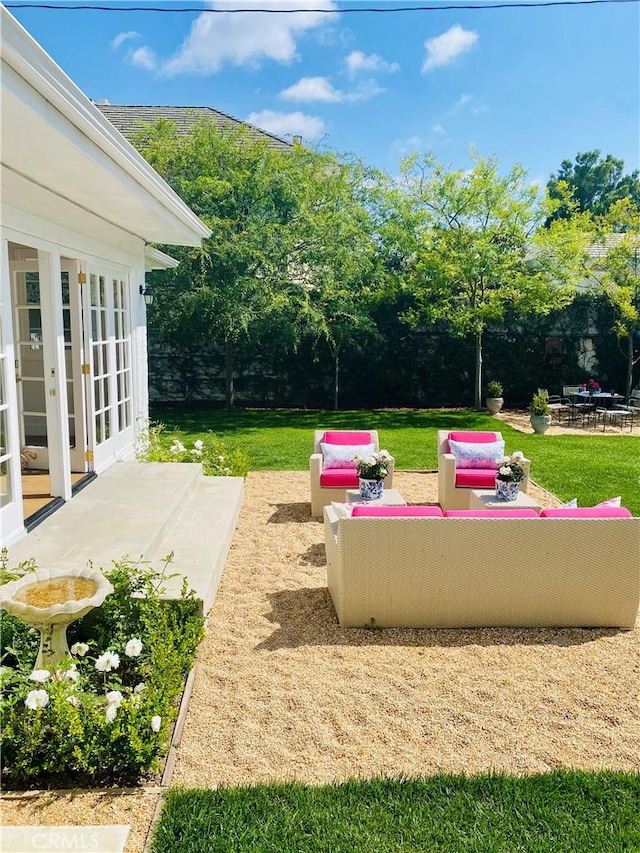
84, 267, 133, 471
0, 308, 18, 517
2, 244, 30, 542
10, 261, 48, 467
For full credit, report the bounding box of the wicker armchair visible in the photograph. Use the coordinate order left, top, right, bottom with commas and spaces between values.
437, 429, 530, 511
310, 430, 395, 518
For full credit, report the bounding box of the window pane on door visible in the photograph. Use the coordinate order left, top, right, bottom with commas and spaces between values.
0, 459, 10, 508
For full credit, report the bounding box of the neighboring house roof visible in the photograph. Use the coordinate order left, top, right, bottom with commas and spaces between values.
1, 7, 210, 247
96, 104, 293, 153
587, 234, 626, 261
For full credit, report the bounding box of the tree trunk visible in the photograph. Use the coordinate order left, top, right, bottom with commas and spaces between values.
333, 350, 340, 411
625, 333, 634, 402
474, 330, 483, 410
225, 338, 235, 410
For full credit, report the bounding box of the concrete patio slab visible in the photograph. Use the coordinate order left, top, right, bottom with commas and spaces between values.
6, 462, 245, 615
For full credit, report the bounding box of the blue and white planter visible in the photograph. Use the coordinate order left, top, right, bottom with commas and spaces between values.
359, 478, 384, 501
495, 479, 520, 502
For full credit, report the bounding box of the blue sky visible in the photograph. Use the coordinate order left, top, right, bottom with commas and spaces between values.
8, 0, 640, 185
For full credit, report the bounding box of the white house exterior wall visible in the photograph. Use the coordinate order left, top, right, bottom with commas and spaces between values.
0, 7, 209, 545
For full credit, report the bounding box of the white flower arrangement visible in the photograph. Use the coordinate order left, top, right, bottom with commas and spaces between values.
352, 449, 392, 481
496, 452, 526, 484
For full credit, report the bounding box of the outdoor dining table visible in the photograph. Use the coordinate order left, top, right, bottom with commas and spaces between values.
571, 392, 624, 409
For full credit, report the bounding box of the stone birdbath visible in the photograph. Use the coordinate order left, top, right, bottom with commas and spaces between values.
0, 567, 114, 669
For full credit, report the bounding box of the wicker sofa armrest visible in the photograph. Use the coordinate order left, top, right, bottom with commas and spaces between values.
437, 452, 457, 507
310, 452, 323, 477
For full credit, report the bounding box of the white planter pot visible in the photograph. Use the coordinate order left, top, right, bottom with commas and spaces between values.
530, 413, 552, 434
359, 478, 384, 501
486, 397, 504, 415
495, 480, 520, 501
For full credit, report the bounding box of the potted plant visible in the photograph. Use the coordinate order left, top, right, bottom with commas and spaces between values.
529, 392, 552, 434
486, 380, 504, 415
352, 450, 392, 501
495, 452, 526, 501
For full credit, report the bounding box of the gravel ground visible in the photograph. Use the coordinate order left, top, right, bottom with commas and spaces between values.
3, 461, 638, 850
173, 470, 639, 788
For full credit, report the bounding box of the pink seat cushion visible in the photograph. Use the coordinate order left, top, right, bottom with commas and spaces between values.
351, 505, 443, 517
455, 469, 497, 488
446, 430, 499, 453
323, 431, 373, 445
539, 507, 632, 519
320, 468, 359, 488
444, 509, 538, 518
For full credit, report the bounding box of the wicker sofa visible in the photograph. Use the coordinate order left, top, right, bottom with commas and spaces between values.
323, 505, 640, 629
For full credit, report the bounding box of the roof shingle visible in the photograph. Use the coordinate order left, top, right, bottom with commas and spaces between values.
95, 104, 293, 152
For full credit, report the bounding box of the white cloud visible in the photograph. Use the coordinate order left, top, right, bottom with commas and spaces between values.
281, 76, 342, 103
422, 24, 478, 73
246, 109, 325, 140
111, 31, 140, 50
161, 0, 338, 77
443, 93, 486, 118
392, 135, 425, 158
432, 124, 446, 135
130, 46, 158, 70
280, 75, 382, 104
345, 50, 399, 77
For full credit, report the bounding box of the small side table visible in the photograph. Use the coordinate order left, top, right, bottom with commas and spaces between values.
346, 488, 407, 507
469, 488, 543, 513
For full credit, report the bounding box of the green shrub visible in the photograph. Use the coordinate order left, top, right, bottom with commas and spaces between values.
0, 556, 204, 788
529, 393, 551, 416
137, 421, 250, 477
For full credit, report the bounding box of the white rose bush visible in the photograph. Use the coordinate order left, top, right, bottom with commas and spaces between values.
0, 554, 204, 788
136, 421, 250, 477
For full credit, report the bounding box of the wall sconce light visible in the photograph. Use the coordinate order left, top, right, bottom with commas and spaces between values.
139, 284, 154, 306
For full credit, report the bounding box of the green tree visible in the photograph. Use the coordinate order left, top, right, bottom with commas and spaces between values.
592, 198, 640, 398
396, 153, 591, 408
135, 120, 377, 408
547, 150, 640, 220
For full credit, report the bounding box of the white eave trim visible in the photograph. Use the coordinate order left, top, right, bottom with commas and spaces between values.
0, 5, 211, 243
145, 246, 181, 270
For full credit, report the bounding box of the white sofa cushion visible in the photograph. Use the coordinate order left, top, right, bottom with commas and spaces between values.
449, 438, 504, 469
321, 442, 375, 470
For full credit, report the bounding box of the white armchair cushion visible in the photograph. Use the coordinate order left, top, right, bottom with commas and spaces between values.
331, 502, 354, 518
448, 439, 505, 469
321, 442, 375, 470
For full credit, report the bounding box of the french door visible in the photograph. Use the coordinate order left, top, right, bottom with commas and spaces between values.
83, 267, 134, 472
10, 258, 134, 482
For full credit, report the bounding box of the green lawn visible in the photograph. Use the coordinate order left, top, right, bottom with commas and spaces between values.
151, 406, 640, 514
152, 772, 640, 853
